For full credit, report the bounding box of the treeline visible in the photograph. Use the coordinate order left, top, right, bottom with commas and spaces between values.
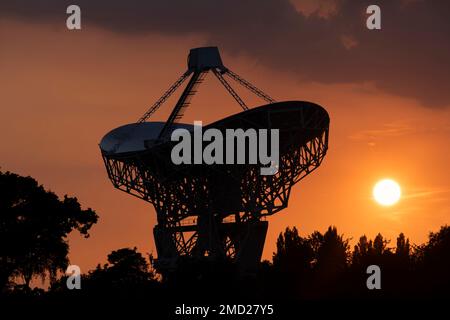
1, 170, 450, 303
5, 226, 450, 302
262, 225, 450, 300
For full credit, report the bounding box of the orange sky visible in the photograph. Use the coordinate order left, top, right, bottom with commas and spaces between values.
1, 19, 449, 277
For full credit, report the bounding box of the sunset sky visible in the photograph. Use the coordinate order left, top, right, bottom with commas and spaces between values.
1, 0, 449, 276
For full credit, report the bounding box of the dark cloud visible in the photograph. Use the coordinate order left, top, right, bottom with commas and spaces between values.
1, 0, 449, 107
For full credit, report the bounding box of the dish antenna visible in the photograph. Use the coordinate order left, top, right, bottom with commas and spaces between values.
100, 47, 329, 276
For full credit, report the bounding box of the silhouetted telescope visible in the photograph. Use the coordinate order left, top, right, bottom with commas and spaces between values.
100, 47, 329, 276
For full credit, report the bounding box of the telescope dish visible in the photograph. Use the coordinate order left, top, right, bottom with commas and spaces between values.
100, 122, 194, 155
99, 47, 330, 276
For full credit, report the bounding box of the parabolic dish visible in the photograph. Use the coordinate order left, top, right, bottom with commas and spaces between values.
100, 122, 194, 155
100, 45, 331, 275
100, 101, 328, 157
100, 101, 329, 218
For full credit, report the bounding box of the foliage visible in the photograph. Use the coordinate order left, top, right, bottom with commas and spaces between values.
2, 170, 450, 302
0, 171, 98, 290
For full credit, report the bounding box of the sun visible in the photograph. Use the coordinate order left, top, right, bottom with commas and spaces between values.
373, 179, 401, 206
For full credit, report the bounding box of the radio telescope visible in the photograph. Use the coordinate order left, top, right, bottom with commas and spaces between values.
100, 47, 329, 276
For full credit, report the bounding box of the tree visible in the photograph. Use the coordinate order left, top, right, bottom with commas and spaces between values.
83, 247, 157, 294
106, 247, 156, 284
271, 227, 314, 298
395, 233, 410, 255
0, 171, 98, 290
272, 227, 313, 273
415, 225, 450, 296
314, 226, 350, 273
373, 233, 390, 256
418, 226, 450, 265
352, 235, 370, 266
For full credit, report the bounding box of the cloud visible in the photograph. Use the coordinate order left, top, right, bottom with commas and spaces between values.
290, 0, 339, 18
1, 0, 450, 107
349, 121, 415, 142
402, 189, 450, 200
350, 116, 450, 143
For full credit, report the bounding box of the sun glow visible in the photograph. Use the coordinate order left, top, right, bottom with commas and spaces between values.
373, 179, 401, 206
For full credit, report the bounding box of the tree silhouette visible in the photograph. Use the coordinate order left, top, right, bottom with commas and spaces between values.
352, 233, 395, 265
373, 233, 391, 256
271, 227, 314, 297
415, 225, 450, 297
314, 226, 349, 272
105, 247, 156, 284
0, 171, 98, 291
395, 232, 410, 258
273, 227, 313, 272
308, 227, 350, 297
352, 235, 370, 266
81, 247, 157, 294
2, 168, 450, 304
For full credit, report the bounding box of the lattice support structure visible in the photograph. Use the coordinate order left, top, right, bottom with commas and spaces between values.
102, 101, 329, 276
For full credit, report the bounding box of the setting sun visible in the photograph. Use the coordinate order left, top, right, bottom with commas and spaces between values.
373, 179, 402, 206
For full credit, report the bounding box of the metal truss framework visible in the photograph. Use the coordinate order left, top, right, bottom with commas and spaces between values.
136, 67, 275, 130
102, 102, 329, 275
